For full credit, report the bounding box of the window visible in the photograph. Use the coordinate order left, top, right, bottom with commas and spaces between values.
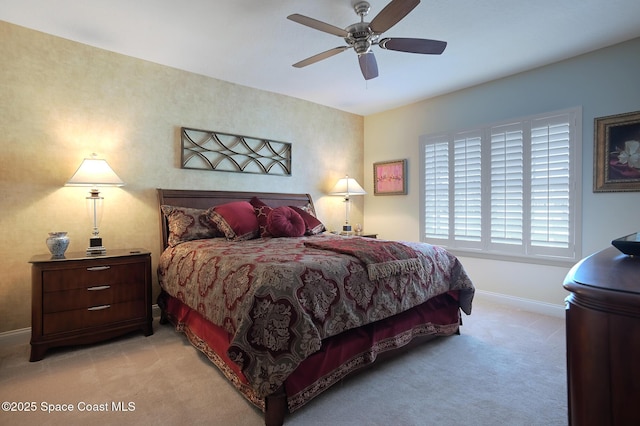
420, 108, 581, 263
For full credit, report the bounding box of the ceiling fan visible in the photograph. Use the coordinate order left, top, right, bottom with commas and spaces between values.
287, 0, 447, 80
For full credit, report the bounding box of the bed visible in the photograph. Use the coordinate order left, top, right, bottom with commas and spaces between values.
156, 188, 474, 425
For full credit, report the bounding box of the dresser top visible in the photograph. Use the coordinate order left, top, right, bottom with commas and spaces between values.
564, 246, 640, 296
29, 248, 150, 264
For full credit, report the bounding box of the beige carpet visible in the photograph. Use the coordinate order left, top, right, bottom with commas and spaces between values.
0, 298, 566, 425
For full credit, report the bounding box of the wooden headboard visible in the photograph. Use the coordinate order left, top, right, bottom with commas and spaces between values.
157, 189, 316, 251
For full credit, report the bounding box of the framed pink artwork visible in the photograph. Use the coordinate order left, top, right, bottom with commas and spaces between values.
373, 159, 407, 195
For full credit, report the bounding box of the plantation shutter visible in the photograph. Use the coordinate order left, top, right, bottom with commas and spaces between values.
423, 139, 449, 239
453, 133, 482, 242
490, 124, 524, 246
529, 115, 572, 251
420, 107, 580, 262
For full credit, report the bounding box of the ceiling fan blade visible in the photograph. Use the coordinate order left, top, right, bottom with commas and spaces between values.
287, 14, 349, 37
292, 46, 349, 68
379, 37, 447, 54
358, 52, 379, 80
370, 0, 421, 33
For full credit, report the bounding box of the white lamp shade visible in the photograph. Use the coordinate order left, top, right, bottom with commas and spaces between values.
329, 176, 366, 196
65, 155, 125, 187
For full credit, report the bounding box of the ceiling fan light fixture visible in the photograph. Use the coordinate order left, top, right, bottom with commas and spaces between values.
354, 40, 372, 55
288, 0, 446, 80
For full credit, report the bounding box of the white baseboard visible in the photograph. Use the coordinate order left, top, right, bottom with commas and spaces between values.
474, 290, 565, 318
0, 326, 30, 345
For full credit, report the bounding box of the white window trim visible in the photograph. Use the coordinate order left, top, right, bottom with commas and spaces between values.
419, 107, 582, 266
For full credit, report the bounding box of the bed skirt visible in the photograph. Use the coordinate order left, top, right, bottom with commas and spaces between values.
158, 290, 462, 414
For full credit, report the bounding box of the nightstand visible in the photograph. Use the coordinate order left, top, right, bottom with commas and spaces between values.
29, 249, 153, 361
335, 232, 378, 238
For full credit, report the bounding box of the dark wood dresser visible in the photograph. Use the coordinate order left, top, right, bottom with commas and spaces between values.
563, 246, 640, 425
29, 249, 153, 361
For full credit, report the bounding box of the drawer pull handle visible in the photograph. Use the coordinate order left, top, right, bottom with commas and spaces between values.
87, 266, 110, 271
87, 285, 111, 291
88, 304, 110, 311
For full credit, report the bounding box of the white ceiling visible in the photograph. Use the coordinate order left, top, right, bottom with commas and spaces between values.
2, 0, 640, 116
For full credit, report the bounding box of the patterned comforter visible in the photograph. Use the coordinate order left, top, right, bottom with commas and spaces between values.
158, 233, 474, 398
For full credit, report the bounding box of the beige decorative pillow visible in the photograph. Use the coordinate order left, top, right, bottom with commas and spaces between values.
161, 205, 222, 247
289, 205, 326, 235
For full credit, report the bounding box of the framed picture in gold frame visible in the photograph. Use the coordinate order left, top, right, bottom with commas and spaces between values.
594, 110, 640, 192
373, 159, 407, 195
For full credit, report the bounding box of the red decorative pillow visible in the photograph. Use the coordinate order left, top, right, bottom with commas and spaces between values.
161, 205, 222, 247
206, 201, 259, 241
250, 197, 273, 237
289, 205, 326, 235
267, 206, 306, 237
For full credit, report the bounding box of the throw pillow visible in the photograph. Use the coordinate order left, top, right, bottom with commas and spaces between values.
289, 205, 326, 235
267, 206, 306, 237
250, 196, 273, 237
161, 205, 222, 247
206, 201, 259, 241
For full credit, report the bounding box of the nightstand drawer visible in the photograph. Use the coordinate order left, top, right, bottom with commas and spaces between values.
42, 282, 145, 314
43, 301, 146, 335
43, 262, 145, 291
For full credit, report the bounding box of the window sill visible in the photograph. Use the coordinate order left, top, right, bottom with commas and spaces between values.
444, 248, 578, 268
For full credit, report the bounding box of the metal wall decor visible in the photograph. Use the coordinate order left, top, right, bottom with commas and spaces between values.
181, 127, 292, 176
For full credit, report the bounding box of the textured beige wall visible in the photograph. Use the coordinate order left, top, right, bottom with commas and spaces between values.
0, 21, 364, 333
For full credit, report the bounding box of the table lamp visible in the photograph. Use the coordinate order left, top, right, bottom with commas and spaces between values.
65, 153, 125, 255
329, 175, 366, 234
